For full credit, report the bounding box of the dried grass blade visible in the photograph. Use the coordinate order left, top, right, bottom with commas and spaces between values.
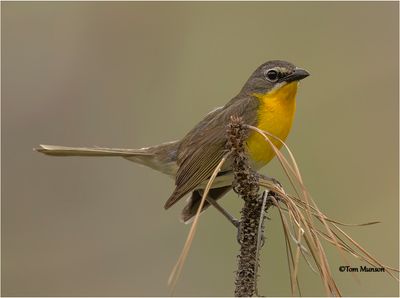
246, 125, 303, 201
331, 223, 400, 279
282, 193, 340, 296
272, 197, 300, 296
168, 153, 230, 293
254, 191, 268, 296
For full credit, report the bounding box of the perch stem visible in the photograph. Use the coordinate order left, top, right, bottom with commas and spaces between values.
227, 116, 273, 297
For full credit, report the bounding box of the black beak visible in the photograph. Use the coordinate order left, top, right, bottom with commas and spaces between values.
285, 68, 310, 83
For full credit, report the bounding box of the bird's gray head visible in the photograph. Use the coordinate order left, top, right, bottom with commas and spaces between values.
240, 60, 310, 95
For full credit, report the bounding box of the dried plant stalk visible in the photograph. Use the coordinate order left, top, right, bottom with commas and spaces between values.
227, 116, 272, 297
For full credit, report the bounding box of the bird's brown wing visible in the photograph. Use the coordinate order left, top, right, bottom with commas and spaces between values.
164, 96, 259, 209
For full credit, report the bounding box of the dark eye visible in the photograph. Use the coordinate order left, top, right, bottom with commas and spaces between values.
266, 69, 279, 82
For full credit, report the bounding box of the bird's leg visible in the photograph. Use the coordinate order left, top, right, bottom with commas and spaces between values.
206, 197, 240, 228
206, 191, 270, 246
205, 197, 243, 244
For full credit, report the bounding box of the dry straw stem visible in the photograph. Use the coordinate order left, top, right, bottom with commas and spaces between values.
168, 116, 399, 296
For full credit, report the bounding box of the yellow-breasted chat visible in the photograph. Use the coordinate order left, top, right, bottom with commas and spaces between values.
36, 60, 309, 225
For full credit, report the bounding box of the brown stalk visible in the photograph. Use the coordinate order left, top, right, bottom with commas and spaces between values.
227, 116, 273, 297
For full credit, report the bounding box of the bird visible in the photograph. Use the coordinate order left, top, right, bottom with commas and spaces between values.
35, 60, 309, 226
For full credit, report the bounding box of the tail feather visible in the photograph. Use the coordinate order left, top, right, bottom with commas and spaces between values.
35, 144, 151, 157
35, 142, 179, 176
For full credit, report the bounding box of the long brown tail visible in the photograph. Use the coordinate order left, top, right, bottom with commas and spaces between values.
35, 142, 179, 176
35, 144, 151, 157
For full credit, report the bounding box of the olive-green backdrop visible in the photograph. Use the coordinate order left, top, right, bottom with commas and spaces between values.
2, 2, 399, 296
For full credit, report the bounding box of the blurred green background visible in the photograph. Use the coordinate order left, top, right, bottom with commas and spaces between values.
2, 2, 398, 296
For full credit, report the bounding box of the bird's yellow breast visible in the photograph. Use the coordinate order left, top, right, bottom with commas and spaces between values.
246, 81, 298, 168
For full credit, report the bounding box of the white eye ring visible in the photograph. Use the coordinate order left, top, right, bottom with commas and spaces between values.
265, 69, 279, 82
